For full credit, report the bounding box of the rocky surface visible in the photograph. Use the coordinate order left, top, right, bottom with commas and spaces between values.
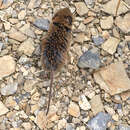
0, 0, 130, 129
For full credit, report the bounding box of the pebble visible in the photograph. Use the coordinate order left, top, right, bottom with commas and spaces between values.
102, 37, 120, 55
0, 42, 4, 52
33, 18, 50, 31
1, 82, 18, 96
22, 122, 32, 130
0, 101, 9, 116
74, 33, 87, 43
94, 61, 130, 95
118, 124, 130, 130
90, 95, 104, 115
0, 0, 14, 9
9, 28, 27, 42
84, 17, 95, 24
3, 22, 11, 30
18, 10, 26, 20
78, 49, 101, 69
66, 124, 75, 130
28, 0, 41, 9
84, 0, 95, 7
92, 36, 104, 46
100, 16, 113, 29
58, 118, 67, 129
0, 55, 16, 79
75, 2, 88, 16
102, 0, 129, 16
87, 112, 111, 130
120, 91, 130, 101
115, 13, 130, 33
104, 105, 115, 115
68, 102, 80, 117
18, 38, 35, 56
79, 95, 91, 110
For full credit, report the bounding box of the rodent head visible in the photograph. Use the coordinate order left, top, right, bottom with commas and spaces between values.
52, 8, 73, 29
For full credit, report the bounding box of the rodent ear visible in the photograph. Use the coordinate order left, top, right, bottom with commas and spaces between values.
65, 16, 72, 25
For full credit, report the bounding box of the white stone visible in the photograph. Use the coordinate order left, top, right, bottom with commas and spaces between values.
0, 101, 9, 116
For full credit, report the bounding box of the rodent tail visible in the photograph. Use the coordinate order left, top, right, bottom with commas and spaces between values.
46, 70, 53, 115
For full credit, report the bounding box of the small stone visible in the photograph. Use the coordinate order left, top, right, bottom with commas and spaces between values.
90, 95, 104, 115
120, 91, 130, 101
1, 82, 18, 96
92, 36, 104, 46
76, 126, 86, 130
84, 0, 95, 7
104, 106, 115, 115
118, 124, 130, 130
9, 18, 19, 24
115, 13, 130, 33
78, 23, 86, 32
33, 18, 50, 31
78, 49, 101, 69
100, 16, 113, 29
68, 102, 80, 117
102, 37, 120, 55
79, 95, 91, 110
102, 0, 129, 16
18, 38, 35, 56
0, 0, 14, 9
0, 101, 9, 116
112, 114, 119, 121
94, 61, 130, 95
18, 10, 26, 20
87, 112, 111, 130
19, 23, 35, 38
22, 122, 32, 130
28, 0, 41, 9
75, 2, 89, 16
74, 33, 87, 43
66, 124, 75, 130
58, 118, 67, 129
0, 55, 16, 79
4, 22, 11, 30
5, 96, 17, 108
9, 28, 27, 42
0, 42, 4, 52
84, 17, 95, 24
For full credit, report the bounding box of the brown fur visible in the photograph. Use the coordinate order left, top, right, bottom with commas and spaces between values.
41, 8, 73, 115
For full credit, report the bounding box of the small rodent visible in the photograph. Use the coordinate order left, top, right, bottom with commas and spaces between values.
41, 8, 74, 115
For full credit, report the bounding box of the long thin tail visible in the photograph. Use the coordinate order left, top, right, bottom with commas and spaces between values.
46, 70, 53, 115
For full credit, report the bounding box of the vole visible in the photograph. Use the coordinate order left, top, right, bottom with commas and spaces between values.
41, 8, 74, 115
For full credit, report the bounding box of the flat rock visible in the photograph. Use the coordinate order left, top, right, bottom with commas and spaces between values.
115, 13, 130, 33
0, 0, 14, 9
19, 23, 36, 38
102, 0, 129, 16
0, 55, 15, 79
0, 101, 9, 116
68, 102, 80, 117
33, 18, 50, 31
79, 95, 91, 110
1, 82, 18, 96
92, 36, 104, 46
90, 95, 104, 115
87, 112, 111, 130
9, 28, 27, 42
18, 38, 35, 56
78, 49, 101, 69
94, 62, 130, 95
100, 16, 113, 29
18, 10, 26, 20
75, 2, 88, 16
102, 37, 120, 55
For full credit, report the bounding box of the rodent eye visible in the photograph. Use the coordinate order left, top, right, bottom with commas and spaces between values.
65, 16, 72, 25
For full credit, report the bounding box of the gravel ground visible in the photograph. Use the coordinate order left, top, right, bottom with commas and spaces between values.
0, 0, 130, 130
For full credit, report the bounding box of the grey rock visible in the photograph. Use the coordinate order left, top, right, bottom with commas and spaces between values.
78, 49, 101, 69
92, 36, 104, 46
19, 55, 29, 65
117, 124, 130, 130
34, 44, 41, 56
84, 0, 95, 7
34, 19, 50, 31
66, 124, 75, 130
87, 112, 111, 130
128, 42, 130, 50
0, 42, 4, 52
1, 82, 18, 96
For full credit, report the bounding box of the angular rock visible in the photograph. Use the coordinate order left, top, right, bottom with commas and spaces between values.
115, 13, 130, 33
87, 112, 111, 130
117, 124, 130, 130
0, 55, 15, 79
1, 82, 18, 96
79, 95, 91, 110
68, 102, 80, 117
19, 23, 36, 38
100, 16, 113, 29
74, 33, 87, 43
90, 95, 104, 115
120, 91, 130, 101
0, 101, 9, 116
18, 38, 35, 56
0, 42, 4, 52
92, 36, 104, 46
84, 0, 95, 7
102, 0, 129, 16
58, 119, 67, 129
9, 28, 27, 42
66, 124, 75, 130
78, 49, 101, 69
33, 18, 50, 31
28, 0, 41, 9
84, 17, 95, 24
4, 22, 11, 30
102, 37, 120, 55
94, 62, 130, 95
75, 2, 88, 16
0, 0, 14, 9
18, 10, 26, 20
